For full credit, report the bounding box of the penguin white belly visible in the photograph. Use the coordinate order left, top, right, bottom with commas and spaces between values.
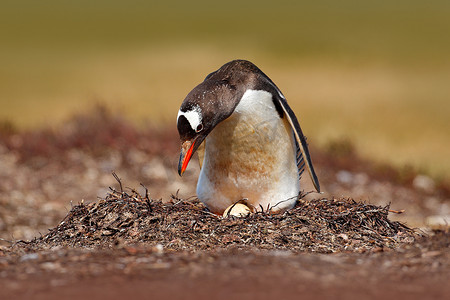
196, 89, 300, 214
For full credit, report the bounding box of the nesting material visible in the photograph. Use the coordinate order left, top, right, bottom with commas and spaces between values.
30, 182, 417, 253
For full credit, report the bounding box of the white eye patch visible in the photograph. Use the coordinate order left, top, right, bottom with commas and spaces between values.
177, 105, 203, 131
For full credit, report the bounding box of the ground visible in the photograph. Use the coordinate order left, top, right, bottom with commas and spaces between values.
0, 109, 449, 299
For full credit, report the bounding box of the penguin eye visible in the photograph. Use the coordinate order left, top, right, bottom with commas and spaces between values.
195, 124, 203, 133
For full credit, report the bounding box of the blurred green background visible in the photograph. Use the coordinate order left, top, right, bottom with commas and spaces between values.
1, 0, 449, 179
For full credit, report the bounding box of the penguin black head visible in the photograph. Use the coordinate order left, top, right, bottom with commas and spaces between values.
177, 60, 262, 175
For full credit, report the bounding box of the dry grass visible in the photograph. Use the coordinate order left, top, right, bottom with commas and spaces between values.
30, 175, 416, 253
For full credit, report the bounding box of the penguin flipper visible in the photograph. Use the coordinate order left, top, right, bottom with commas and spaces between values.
264, 80, 320, 193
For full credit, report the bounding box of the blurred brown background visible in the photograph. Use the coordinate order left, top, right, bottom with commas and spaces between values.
1, 0, 449, 180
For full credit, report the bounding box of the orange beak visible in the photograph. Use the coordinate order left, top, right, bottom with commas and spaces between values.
178, 138, 197, 176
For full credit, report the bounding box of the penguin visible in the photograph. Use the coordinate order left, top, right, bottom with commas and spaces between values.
177, 60, 320, 215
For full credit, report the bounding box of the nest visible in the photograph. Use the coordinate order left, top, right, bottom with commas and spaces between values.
31, 176, 416, 253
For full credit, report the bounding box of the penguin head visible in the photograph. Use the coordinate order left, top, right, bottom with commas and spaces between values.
177, 60, 258, 175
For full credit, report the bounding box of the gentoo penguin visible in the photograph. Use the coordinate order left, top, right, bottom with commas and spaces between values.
177, 60, 320, 214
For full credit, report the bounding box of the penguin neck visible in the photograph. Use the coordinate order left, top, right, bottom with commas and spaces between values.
206, 89, 277, 153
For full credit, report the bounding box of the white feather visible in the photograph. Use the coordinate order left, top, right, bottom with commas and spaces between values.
177, 105, 202, 131
197, 89, 300, 214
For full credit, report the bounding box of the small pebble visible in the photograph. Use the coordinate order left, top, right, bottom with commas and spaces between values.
413, 175, 435, 193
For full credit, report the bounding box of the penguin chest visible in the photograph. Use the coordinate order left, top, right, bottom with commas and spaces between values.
197, 90, 300, 213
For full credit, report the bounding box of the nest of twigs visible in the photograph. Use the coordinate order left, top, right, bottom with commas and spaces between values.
29, 175, 417, 253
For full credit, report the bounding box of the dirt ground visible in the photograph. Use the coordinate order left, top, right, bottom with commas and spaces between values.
1, 109, 449, 299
